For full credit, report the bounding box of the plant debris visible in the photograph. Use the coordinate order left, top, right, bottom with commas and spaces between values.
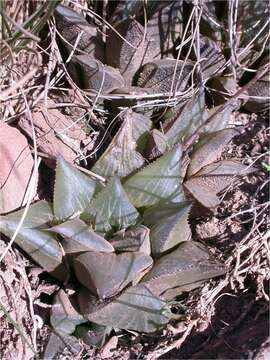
0, 1, 269, 358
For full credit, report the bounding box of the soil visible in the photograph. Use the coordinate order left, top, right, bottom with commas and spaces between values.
1, 113, 268, 359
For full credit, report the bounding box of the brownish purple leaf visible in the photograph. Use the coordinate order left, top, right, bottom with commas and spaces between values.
187, 128, 239, 178
106, 18, 158, 84
137, 59, 193, 93
69, 55, 125, 94
185, 159, 256, 208
74, 251, 153, 299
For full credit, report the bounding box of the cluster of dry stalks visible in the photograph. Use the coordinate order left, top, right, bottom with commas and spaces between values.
0, 1, 269, 358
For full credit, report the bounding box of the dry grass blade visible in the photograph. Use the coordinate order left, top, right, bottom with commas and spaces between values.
0, 1, 269, 358
0, 300, 36, 356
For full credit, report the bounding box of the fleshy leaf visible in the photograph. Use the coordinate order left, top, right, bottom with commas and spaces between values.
54, 4, 104, 60
185, 159, 256, 208
147, 2, 184, 58
182, 35, 226, 80
1, 200, 53, 228
202, 104, 235, 133
124, 146, 184, 208
110, 225, 151, 255
78, 284, 171, 333
149, 203, 192, 257
237, 1, 269, 49
208, 75, 239, 105
244, 77, 270, 113
74, 251, 153, 299
142, 241, 226, 300
143, 201, 190, 228
243, 58, 270, 113
137, 59, 193, 93
51, 290, 86, 336
44, 333, 82, 359
144, 129, 168, 160
54, 158, 97, 220
83, 176, 139, 233
187, 128, 239, 177
106, 18, 157, 84
48, 219, 114, 254
75, 323, 112, 348
200, 1, 223, 44
163, 90, 207, 146
69, 55, 124, 93
0, 201, 62, 272
92, 110, 151, 178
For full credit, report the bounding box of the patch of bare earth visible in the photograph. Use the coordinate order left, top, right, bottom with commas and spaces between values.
0, 239, 58, 360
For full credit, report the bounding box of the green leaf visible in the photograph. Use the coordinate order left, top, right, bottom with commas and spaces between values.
0, 200, 54, 228
142, 241, 226, 300
48, 219, 114, 254
149, 203, 192, 257
51, 290, 86, 336
187, 128, 239, 177
82, 176, 139, 233
164, 90, 207, 146
185, 159, 256, 208
0, 201, 62, 272
124, 146, 184, 208
110, 225, 151, 255
74, 251, 153, 299
78, 284, 171, 333
262, 162, 270, 172
202, 104, 235, 133
92, 110, 151, 178
54, 158, 97, 220
143, 201, 187, 228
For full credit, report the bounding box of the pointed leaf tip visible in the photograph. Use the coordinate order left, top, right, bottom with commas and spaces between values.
0, 201, 62, 272
185, 159, 256, 208
83, 176, 139, 233
54, 158, 97, 220
92, 110, 151, 178
51, 290, 85, 336
49, 219, 114, 254
150, 203, 192, 257
142, 241, 226, 300
187, 128, 239, 177
79, 284, 171, 333
124, 146, 184, 208
74, 251, 153, 299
